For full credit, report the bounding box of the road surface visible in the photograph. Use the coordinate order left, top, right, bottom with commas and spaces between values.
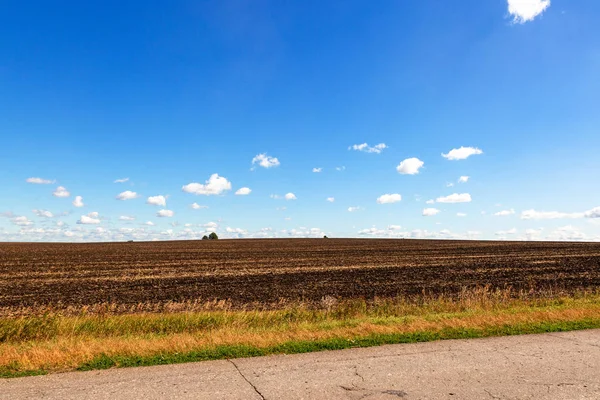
1, 330, 599, 399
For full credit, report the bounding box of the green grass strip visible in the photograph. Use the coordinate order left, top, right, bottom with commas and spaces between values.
2, 318, 597, 378
76, 318, 600, 372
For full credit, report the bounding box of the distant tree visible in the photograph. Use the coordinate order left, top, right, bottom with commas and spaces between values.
323, 235, 328, 239
208, 232, 219, 240
201, 235, 209, 240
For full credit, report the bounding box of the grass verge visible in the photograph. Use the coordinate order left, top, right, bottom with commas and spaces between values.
1, 289, 599, 378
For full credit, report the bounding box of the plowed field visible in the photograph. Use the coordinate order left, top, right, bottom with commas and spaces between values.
1, 239, 599, 313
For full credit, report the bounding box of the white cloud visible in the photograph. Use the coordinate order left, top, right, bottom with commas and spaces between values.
494, 209, 515, 216
145, 221, 155, 226
436, 193, 472, 203
584, 207, 600, 218
446, 183, 454, 187
33, 209, 54, 218
523, 228, 544, 241
119, 216, 135, 221
312, 168, 322, 173
326, 197, 335, 203
507, 0, 551, 24
72, 196, 84, 208
204, 221, 218, 230
546, 225, 592, 242
336, 166, 346, 171
458, 176, 469, 183
521, 209, 584, 220
182, 174, 232, 196
397, 157, 424, 175
12, 216, 33, 226
425, 199, 435, 205
53, 186, 70, 198
26, 177, 55, 184
348, 206, 361, 212
226, 227, 248, 235
252, 153, 280, 168
348, 143, 388, 154
235, 187, 252, 195
191, 203, 208, 209
495, 228, 518, 236
442, 147, 483, 160
157, 209, 174, 218
116, 191, 139, 200
285, 193, 297, 200
78, 212, 100, 225
376, 194, 402, 204
457, 212, 467, 217
146, 195, 167, 207
114, 177, 129, 183
423, 208, 440, 216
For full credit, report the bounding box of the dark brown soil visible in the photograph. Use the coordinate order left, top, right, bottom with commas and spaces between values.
1, 239, 599, 311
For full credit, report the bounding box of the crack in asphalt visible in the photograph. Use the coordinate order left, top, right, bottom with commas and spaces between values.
228, 359, 266, 400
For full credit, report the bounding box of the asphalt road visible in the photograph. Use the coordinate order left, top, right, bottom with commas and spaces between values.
1, 330, 599, 399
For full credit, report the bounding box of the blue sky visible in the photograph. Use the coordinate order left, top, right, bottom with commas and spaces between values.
1, 0, 599, 242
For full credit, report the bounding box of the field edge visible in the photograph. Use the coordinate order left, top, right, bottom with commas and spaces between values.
2, 318, 598, 379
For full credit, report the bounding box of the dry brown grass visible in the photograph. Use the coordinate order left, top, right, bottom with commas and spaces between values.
1, 289, 599, 373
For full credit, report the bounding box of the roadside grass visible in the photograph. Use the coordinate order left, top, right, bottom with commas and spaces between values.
1, 288, 599, 378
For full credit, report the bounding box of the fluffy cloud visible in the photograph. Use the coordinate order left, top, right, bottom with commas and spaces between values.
436, 193, 472, 203
376, 194, 402, 204
204, 221, 219, 230
546, 226, 588, 241
458, 176, 469, 183
348, 206, 361, 212
191, 203, 208, 209
72, 196, 84, 208
285, 193, 297, 200
422, 208, 440, 216
348, 143, 387, 154
114, 178, 129, 183
312, 168, 322, 173
252, 153, 280, 168
326, 197, 335, 203
26, 177, 55, 184
396, 158, 424, 175
33, 209, 54, 218
494, 209, 515, 216
157, 209, 174, 218
507, 0, 551, 24
442, 147, 483, 161
521, 210, 584, 220
12, 216, 33, 226
146, 195, 167, 207
53, 186, 70, 198
235, 187, 252, 195
336, 166, 346, 171
78, 212, 100, 225
495, 228, 518, 236
520, 206, 599, 220
182, 174, 232, 196
426, 199, 435, 204
226, 227, 248, 235
358, 225, 405, 237
116, 191, 139, 200
584, 207, 600, 218
145, 221, 155, 226
119, 216, 135, 221
457, 213, 467, 217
